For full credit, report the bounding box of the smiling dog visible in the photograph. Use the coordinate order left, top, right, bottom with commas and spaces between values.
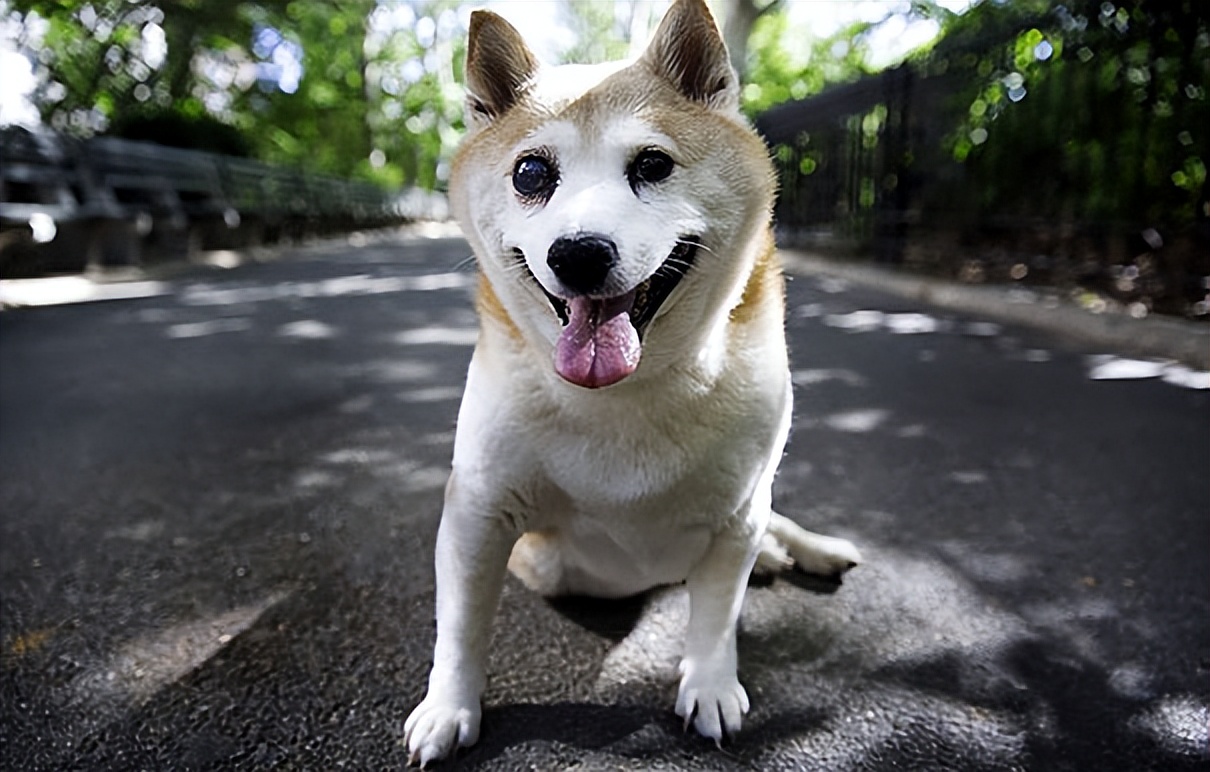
405, 0, 862, 764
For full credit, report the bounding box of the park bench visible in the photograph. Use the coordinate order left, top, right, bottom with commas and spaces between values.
1, 127, 411, 279
84, 136, 241, 259
0, 126, 139, 276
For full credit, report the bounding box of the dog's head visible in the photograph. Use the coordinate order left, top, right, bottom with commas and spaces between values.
451, 0, 775, 389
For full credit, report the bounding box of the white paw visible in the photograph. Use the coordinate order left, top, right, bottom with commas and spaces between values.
753, 532, 794, 575
767, 514, 863, 578
786, 532, 863, 576
674, 660, 749, 745
793, 534, 861, 578
404, 694, 480, 767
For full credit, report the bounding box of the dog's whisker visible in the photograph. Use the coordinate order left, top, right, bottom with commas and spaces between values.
677, 238, 714, 256
653, 259, 693, 280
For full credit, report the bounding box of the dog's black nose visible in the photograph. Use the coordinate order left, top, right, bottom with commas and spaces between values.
547, 234, 617, 295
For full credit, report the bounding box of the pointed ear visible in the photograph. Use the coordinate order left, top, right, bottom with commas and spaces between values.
464, 11, 540, 125
641, 0, 738, 110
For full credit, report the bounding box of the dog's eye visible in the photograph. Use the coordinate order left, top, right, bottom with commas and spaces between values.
628, 149, 675, 189
512, 155, 557, 200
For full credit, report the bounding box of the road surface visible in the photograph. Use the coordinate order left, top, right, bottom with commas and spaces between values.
2, 230, 1207, 770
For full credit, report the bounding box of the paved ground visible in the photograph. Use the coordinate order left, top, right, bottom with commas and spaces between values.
2, 230, 1208, 770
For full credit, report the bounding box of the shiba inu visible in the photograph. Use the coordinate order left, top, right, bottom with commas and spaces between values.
404, 0, 862, 764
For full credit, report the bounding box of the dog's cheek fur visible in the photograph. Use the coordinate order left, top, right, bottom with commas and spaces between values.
450, 109, 548, 331
636, 112, 777, 339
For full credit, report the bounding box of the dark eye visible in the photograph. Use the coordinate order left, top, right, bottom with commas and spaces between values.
513, 155, 557, 200
628, 148, 675, 189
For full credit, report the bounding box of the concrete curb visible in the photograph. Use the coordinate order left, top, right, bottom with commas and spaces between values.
780, 249, 1210, 370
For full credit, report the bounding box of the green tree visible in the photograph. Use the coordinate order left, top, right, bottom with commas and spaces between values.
739, 11, 877, 115
360, 1, 466, 190
721, 0, 780, 79
11, 0, 288, 144
7, 0, 470, 190
919, 0, 1208, 231
237, 1, 376, 178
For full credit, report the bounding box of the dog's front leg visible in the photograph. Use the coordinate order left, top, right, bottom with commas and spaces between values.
405, 473, 517, 766
675, 513, 763, 745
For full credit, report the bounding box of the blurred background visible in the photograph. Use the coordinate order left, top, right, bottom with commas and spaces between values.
1, 0, 1207, 318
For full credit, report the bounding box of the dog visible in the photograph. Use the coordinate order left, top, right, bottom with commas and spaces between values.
404, 0, 862, 764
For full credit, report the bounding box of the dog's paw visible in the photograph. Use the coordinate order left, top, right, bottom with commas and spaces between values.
791, 532, 862, 576
674, 660, 749, 746
404, 695, 480, 767
766, 514, 863, 579
753, 531, 795, 576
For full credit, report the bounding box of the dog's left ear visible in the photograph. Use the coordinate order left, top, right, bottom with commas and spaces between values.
641, 0, 738, 111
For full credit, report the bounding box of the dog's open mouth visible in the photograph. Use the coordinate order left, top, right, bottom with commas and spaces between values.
513, 238, 700, 389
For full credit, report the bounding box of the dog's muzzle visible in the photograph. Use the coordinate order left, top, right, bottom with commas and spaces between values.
511, 237, 701, 389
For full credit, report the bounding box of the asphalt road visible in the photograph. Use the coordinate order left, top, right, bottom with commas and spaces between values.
2, 230, 1208, 770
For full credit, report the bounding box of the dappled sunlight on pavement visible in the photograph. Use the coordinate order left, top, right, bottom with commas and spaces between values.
1, 235, 1207, 769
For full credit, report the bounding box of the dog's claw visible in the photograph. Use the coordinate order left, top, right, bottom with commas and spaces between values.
676, 663, 749, 746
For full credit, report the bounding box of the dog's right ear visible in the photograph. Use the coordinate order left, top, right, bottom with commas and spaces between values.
641, 0, 737, 112
464, 11, 539, 128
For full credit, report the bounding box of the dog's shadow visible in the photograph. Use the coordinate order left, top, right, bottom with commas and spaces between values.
545, 569, 843, 642
544, 592, 649, 643
753, 567, 845, 595
459, 701, 670, 766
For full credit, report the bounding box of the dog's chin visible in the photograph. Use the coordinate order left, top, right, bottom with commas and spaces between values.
510, 238, 701, 389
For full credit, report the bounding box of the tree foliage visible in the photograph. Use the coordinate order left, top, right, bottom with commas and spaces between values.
7, 0, 466, 189
740, 12, 877, 115
558, 0, 636, 64
760, 0, 1209, 316
921, 0, 1208, 232
4, 0, 904, 193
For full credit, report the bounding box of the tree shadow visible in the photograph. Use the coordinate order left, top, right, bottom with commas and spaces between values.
454, 701, 664, 767
861, 622, 1209, 771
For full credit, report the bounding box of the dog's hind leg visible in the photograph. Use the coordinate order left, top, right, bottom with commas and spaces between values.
507, 531, 569, 596
766, 512, 862, 577
753, 531, 794, 575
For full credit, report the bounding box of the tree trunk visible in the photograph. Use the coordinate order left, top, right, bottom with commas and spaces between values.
720, 0, 780, 80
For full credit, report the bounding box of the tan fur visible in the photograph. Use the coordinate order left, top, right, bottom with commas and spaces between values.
474, 273, 521, 341
729, 228, 782, 326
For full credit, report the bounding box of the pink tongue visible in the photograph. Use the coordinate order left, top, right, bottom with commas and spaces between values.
555, 292, 641, 388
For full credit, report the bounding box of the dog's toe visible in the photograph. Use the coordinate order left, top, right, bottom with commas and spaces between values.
675, 661, 749, 744
753, 532, 794, 575
404, 696, 480, 766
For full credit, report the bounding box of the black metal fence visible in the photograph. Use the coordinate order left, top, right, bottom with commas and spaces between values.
0, 126, 411, 278
757, 1, 1209, 319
